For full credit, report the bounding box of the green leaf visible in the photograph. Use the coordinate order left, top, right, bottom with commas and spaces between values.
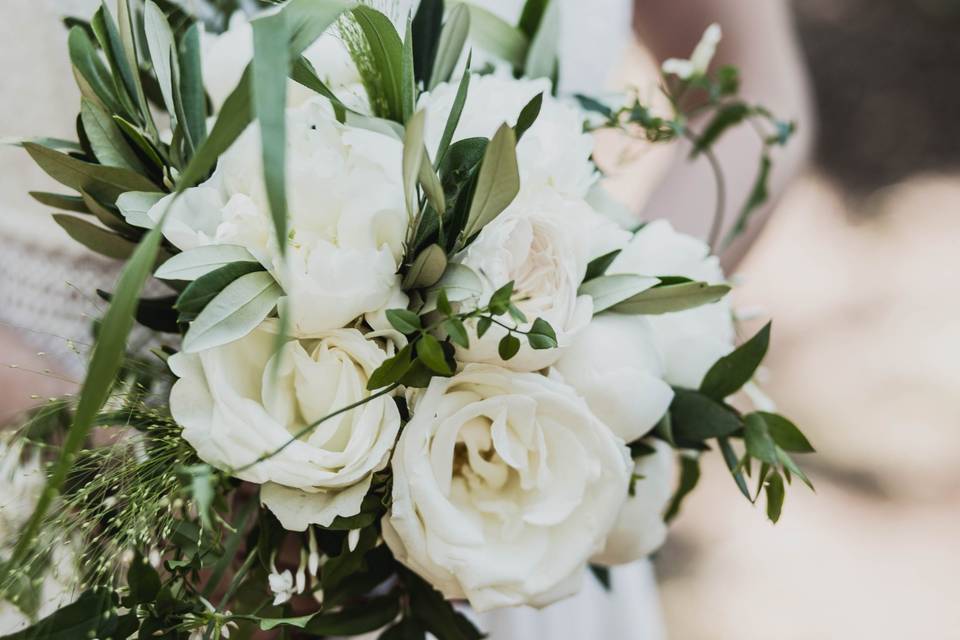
403, 109, 428, 217
115, 0, 157, 138
352, 5, 406, 123
175, 261, 265, 315
68, 26, 126, 117
412, 0, 443, 85
435, 63, 470, 164
78, 189, 125, 230
177, 23, 208, 154
182, 271, 282, 352
584, 249, 621, 282
444, 318, 470, 348
463, 4, 528, 69
80, 99, 144, 171
24, 142, 159, 202
523, 0, 559, 80
579, 274, 659, 314
476, 316, 492, 338
718, 436, 751, 500
700, 321, 771, 400
386, 309, 423, 335
498, 334, 521, 360
526, 317, 557, 350
724, 153, 771, 247
518, 0, 549, 39
143, 1, 179, 123
418, 333, 452, 375
488, 281, 514, 315
91, 5, 142, 128
765, 471, 785, 523
776, 447, 814, 490
403, 244, 448, 290
664, 454, 700, 523
29, 191, 89, 213
692, 102, 751, 157
155, 244, 258, 281
462, 124, 520, 240
589, 564, 611, 591
402, 17, 416, 123
251, 7, 290, 257
6, 218, 167, 572
0, 590, 115, 640
260, 614, 317, 631
612, 281, 731, 315
405, 570, 485, 640
437, 289, 453, 317
53, 214, 136, 260
127, 553, 161, 604
110, 115, 166, 170
304, 595, 401, 635
429, 3, 470, 90
743, 413, 779, 465
759, 412, 815, 453
670, 388, 743, 443
514, 92, 543, 140
367, 344, 413, 390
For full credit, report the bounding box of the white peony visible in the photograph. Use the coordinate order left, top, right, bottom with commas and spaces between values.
609, 220, 735, 389
149, 97, 408, 335
454, 190, 602, 372
383, 364, 632, 612
201, 12, 368, 113
593, 439, 675, 566
420, 74, 597, 199
168, 322, 401, 530
552, 313, 674, 444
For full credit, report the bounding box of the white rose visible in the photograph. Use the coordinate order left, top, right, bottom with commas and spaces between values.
383, 364, 632, 611
201, 13, 368, 112
593, 439, 675, 566
420, 74, 597, 199
150, 97, 408, 335
553, 313, 674, 444
610, 220, 735, 389
455, 191, 599, 372
169, 322, 401, 530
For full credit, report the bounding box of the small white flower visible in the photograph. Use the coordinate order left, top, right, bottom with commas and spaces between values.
347, 529, 361, 552
307, 527, 321, 576
662, 23, 722, 80
268, 568, 296, 606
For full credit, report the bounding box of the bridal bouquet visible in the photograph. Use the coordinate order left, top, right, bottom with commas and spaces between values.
1, 0, 814, 638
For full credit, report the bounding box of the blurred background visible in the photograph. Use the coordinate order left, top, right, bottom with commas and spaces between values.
653, 0, 960, 637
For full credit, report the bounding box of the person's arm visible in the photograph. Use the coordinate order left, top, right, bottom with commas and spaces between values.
633, 0, 815, 268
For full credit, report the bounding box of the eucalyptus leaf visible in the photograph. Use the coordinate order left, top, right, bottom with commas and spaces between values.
612, 281, 731, 315
175, 261, 265, 315
143, 0, 179, 122
403, 243, 448, 289
429, 3, 470, 89
178, 23, 208, 154
24, 142, 159, 202
29, 191, 89, 213
67, 26, 126, 118
459, 2, 528, 69
462, 124, 519, 241
53, 214, 136, 260
182, 271, 282, 353
156, 245, 258, 281
579, 274, 659, 314
251, 7, 291, 257
700, 321, 771, 400
80, 99, 144, 171
670, 388, 743, 443
523, 0, 559, 80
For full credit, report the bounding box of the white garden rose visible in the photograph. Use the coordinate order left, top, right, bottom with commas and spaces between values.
593, 439, 675, 566
149, 97, 408, 335
610, 220, 736, 389
420, 74, 597, 198
454, 190, 600, 372
168, 322, 402, 530
383, 364, 632, 612
201, 12, 368, 112
553, 313, 674, 444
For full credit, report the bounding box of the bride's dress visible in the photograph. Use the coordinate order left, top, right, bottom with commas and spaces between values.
0, 0, 667, 637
